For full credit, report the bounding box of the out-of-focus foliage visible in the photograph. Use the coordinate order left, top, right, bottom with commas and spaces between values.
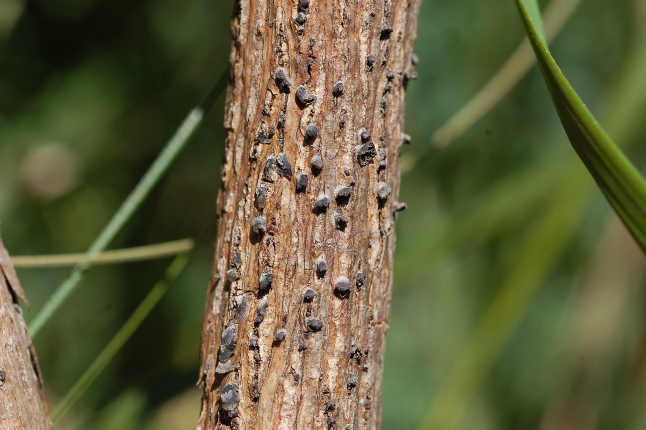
1, 0, 645, 429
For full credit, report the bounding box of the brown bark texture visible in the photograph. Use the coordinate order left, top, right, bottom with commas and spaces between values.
198, 0, 421, 428
0, 231, 51, 429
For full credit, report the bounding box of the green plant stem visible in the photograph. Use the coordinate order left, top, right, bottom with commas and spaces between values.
28, 68, 228, 337
51, 253, 190, 423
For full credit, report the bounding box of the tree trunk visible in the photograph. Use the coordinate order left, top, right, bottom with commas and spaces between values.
198, 0, 421, 428
0, 231, 52, 429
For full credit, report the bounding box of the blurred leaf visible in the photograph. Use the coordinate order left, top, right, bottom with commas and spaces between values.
516, 0, 646, 253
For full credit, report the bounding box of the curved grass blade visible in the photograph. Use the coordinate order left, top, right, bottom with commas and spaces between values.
28, 68, 229, 337
51, 253, 190, 423
516, 0, 646, 252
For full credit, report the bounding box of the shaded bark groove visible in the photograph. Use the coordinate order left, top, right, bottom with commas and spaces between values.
199, 0, 420, 428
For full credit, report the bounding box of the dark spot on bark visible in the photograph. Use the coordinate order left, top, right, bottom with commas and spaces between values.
357, 142, 377, 166
366, 54, 376, 71
276, 152, 293, 177
305, 123, 319, 142
221, 383, 240, 418
226, 269, 238, 282
295, 12, 307, 24
380, 25, 393, 39
277, 113, 286, 129
334, 276, 352, 297
299, 0, 309, 11
333, 212, 349, 230
355, 271, 366, 289
296, 85, 317, 106
273, 328, 288, 343
315, 258, 328, 278
376, 182, 392, 202
259, 268, 274, 290
333, 81, 344, 97
347, 372, 358, 391
0, 371, 5, 386
385, 69, 395, 81
311, 153, 324, 174
314, 194, 331, 212
257, 131, 272, 144
296, 172, 309, 192
252, 216, 267, 235
218, 324, 238, 363
303, 288, 316, 301
249, 337, 259, 349
275, 68, 292, 93
256, 185, 267, 210
359, 128, 371, 142
335, 185, 352, 205
264, 156, 277, 181
254, 298, 268, 325
306, 317, 323, 332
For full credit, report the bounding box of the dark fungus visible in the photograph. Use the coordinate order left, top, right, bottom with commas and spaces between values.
385, 69, 395, 81
275, 68, 292, 93
274, 328, 288, 343
355, 271, 366, 289
366, 54, 376, 71
380, 25, 393, 40
335, 185, 352, 204
394, 201, 407, 212
311, 153, 324, 173
298, 0, 309, 11
325, 400, 336, 412
296, 172, 309, 192
226, 269, 238, 282
256, 185, 267, 210
296, 85, 317, 106
315, 258, 328, 278
0, 371, 5, 387
276, 152, 293, 177
257, 131, 272, 144
254, 298, 268, 325
259, 268, 274, 290
303, 288, 316, 301
378, 150, 387, 170
333, 81, 344, 97
295, 12, 307, 24
252, 216, 267, 235
376, 182, 392, 201
334, 276, 352, 297
314, 194, 331, 211
347, 372, 358, 391
305, 123, 319, 142
306, 317, 324, 332
359, 128, 371, 142
357, 142, 377, 166
264, 156, 277, 181
218, 324, 238, 363
221, 383, 240, 419
333, 212, 349, 230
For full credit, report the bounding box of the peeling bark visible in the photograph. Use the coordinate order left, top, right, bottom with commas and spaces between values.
0, 231, 52, 429
198, 0, 421, 428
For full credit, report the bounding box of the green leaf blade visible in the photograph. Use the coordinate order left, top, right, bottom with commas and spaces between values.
516, 0, 646, 253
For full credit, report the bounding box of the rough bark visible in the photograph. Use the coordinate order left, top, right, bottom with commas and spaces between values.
198, 0, 421, 428
0, 231, 52, 429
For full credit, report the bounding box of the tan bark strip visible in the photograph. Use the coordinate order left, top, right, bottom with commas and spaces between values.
0, 230, 51, 429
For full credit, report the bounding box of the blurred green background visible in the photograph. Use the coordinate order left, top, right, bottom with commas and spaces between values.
2, 0, 646, 429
